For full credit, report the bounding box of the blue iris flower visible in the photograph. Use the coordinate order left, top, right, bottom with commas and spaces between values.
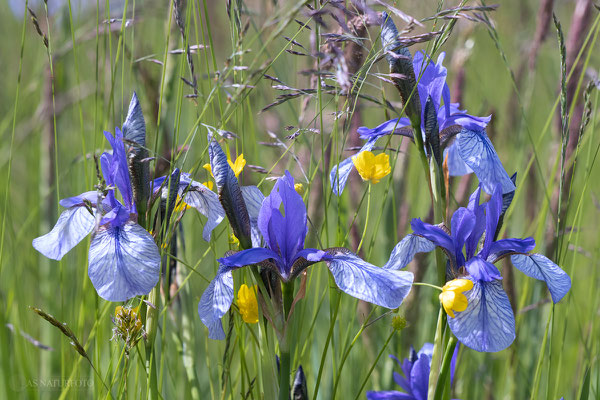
367, 343, 459, 400
198, 170, 415, 339
388, 185, 571, 352
32, 128, 161, 302
330, 50, 515, 196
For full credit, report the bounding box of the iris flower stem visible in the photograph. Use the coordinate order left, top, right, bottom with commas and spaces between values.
427, 307, 447, 399
145, 286, 159, 399
356, 183, 371, 254
433, 335, 457, 400
279, 281, 295, 400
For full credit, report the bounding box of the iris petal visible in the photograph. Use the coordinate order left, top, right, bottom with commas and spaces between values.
179, 176, 225, 242
241, 186, 265, 247
325, 250, 413, 309
88, 222, 160, 302
455, 129, 516, 194
448, 279, 515, 352
383, 234, 436, 270
32, 206, 95, 260
511, 254, 571, 303
198, 265, 237, 340
409, 353, 430, 400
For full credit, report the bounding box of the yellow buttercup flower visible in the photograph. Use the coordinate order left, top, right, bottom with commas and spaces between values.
230, 233, 240, 247
439, 279, 474, 318
237, 284, 259, 324
351, 151, 391, 184
203, 154, 246, 178
202, 181, 214, 190
294, 183, 304, 195
173, 195, 191, 214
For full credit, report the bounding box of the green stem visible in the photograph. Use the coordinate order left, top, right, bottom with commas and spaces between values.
356, 183, 371, 253
427, 307, 447, 399
279, 281, 295, 400
433, 336, 457, 400
145, 286, 159, 399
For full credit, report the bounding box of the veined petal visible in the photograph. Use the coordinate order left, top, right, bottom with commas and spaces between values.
325, 250, 414, 309
180, 177, 225, 242
241, 186, 265, 247
88, 222, 160, 302
330, 138, 377, 196
445, 142, 473, 176
383, 234, 436, 270
448, 279, 515, 352
456, 129, 516, 194
208, 135, 252, 247
33, 206, 95, 260
451, 207, 475, 265
198, 265, 237, 340
481, 185, 503, 259
122, 92, 146, 146
465, 187, 485, 259
103, 128, 134, 210
511, 254, 571, 303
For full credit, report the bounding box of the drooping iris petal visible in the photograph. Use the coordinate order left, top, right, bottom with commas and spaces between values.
383, 234, 436, 270
88, 222, 160, 302
465, 257, 502, 282
486, 237, 536, 262
444, 142, 473, 176
240, 186, 265, 247
179, 176, 225, 242
258, 171, 307, 270
410, 218, 454, 255
330, 138, 377, 196
444, 103, 491, 131
293, 248, 329, 263
455, 129, 516, 194
511, 254, 571, 303
325, 250, 414, 309
448, 279, 516, 352
32, 205, 96, 260
198, 265, 237, 340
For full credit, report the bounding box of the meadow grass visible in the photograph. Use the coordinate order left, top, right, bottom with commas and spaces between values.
0, 0, 599, 399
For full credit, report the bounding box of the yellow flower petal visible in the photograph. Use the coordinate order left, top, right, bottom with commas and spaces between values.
237, 284, 259, 324
439, 279, 473, 318
202, 181, 214, 191
228, 154, 246, 178
351, 151, 391, 184
294, 183, 304, 195
203, 163, 213, 177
